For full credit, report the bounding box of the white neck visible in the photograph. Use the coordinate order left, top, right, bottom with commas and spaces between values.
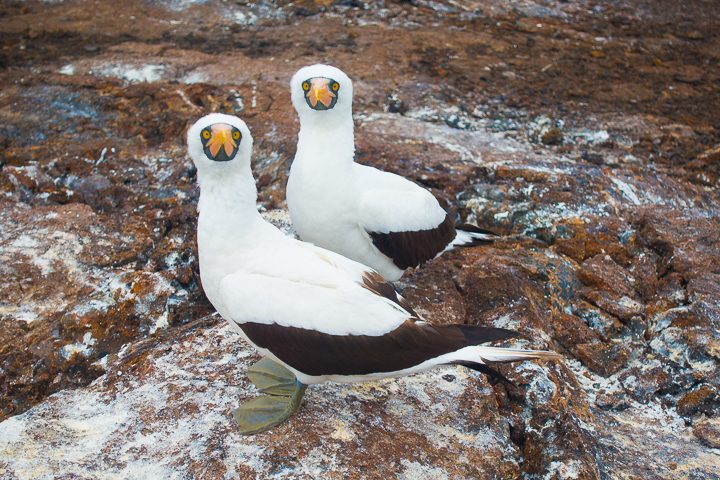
197, 163, 262, 237
195, 163, 270, 311
295, 113, 355, 173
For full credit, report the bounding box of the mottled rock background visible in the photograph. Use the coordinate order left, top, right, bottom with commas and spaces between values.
0, 0, 719, 478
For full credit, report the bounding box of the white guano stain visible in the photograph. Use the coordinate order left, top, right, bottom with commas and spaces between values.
94, 63, 165, 84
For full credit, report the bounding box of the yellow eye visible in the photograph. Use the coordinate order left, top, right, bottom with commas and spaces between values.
302, 81, 309, 91
202, 130, 211, 140
331, 82, 339, 91
232, 130, 241, 140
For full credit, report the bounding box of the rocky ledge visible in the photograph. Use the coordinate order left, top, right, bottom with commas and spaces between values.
1, 0, 719, 478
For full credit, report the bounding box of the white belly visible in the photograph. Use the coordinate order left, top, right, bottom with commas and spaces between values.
287, 176, 403, 280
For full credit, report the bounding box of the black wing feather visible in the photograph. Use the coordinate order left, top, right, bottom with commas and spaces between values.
238, 320, 522, 377
368, 212, 456, 269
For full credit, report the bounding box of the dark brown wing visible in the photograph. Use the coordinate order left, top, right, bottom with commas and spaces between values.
457, 223, 498, 237
368, 212, 456, 270
359, 271, 418, 317
238, 320, 519, 377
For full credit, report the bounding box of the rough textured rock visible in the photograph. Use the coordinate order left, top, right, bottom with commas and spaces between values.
0, 322, 529, 479
694, 417, 720, 449
1, 0, 719, 478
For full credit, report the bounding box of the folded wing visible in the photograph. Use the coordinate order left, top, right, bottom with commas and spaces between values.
357, 175, 457, 269
218, 269, 526, 377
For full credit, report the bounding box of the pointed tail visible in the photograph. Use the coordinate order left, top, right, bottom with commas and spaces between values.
441, 325, 561, 372
446, 224, 499, 250
470, 346, 562, 363
446, 346, 561, 384
452, 347, 560, 386
449, 325, 561, 363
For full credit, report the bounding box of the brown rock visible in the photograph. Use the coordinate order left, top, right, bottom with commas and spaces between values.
553, 216, 630, 264
679, 30, 706, 40
541, 127, 564, 145
697, 144, 720, 163
619, 365, 670, 403
572, 301, 624, 336
0, 1, 719, 478
0, 200, 209, 421
673, 65, 704, 84
687, 274, 720, 303
581, 288, 645, 322
693, 417, 720, 448
595, 391, 630, 411
578, 254, 637, 298
635, 208, 720, 279
653, 272, 687, 307
628, 251, 659, 300
574, 342, 630, 377
677, 385, 719, 417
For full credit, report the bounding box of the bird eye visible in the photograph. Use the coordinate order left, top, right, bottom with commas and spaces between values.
202, 130, 211, 140
232, 130, 241, 140
302, 81, 310, 91
331, 82, 339, 92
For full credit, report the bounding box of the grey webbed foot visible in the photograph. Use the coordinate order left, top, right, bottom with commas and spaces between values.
233, 358, 307, 435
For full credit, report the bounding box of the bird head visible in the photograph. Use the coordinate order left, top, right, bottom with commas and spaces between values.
290, 64, 353, 120
187, 113, 253, 175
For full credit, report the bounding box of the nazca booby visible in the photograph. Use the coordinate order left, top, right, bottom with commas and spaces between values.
188, 113, 561, 434
287, 64, 496, 281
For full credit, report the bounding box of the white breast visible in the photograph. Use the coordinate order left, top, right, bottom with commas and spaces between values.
287, 161, 403, 280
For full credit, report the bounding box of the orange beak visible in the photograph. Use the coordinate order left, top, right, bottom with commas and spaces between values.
207, 124, 237, 158
307, 78, 336, 109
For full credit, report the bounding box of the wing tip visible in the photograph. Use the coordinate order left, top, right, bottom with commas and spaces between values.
456, 223, 500, 237
359, 270, 418, 317
455, 325, 522, 345
453, 225, 498, 248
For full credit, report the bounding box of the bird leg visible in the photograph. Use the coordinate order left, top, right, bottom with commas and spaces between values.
233, 357, 308, 435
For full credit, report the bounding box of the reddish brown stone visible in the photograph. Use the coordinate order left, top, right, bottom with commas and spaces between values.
578, 254, 637, 298
677, 385, 719, 417
553, 216, 630, 264
0, 1, 719, 478
574, 342, 630, 377
581, 288, 645, 322
693, 417, 720, 448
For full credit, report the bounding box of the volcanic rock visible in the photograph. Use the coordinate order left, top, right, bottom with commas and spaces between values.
1, 0, 719, 478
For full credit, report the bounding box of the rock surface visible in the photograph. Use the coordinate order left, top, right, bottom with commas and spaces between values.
1, 0, 719, 478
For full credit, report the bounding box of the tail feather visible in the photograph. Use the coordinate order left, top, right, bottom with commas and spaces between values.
472, 346, 562, 363
454, 325, 521, 345
446, 224, 498, 251
457, 223, 499, 237
441, 325, 560, 379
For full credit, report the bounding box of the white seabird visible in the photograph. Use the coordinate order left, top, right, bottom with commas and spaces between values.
287, 64, 496, 281
188, 113, 560, 434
